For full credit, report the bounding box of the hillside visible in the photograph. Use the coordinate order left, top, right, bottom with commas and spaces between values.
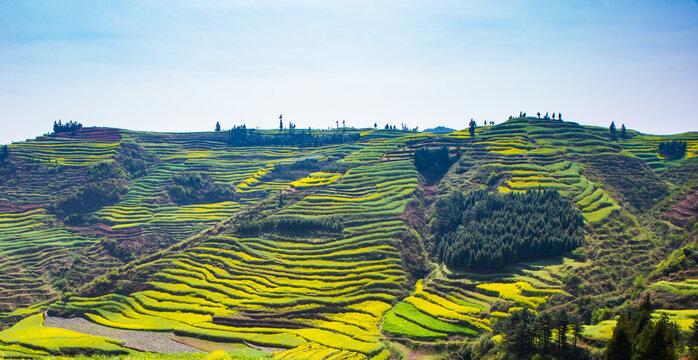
0, 118, 696, 359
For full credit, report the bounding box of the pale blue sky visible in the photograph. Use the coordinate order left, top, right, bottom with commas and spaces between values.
1, 0, 697, 144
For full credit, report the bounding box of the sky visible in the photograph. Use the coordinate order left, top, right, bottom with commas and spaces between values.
1, 0, 697, 144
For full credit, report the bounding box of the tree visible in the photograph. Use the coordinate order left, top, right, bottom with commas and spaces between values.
620, 124, 626, 138
606, 315, 633, 360
689, 320, 698, 358
0, 144, 8, 163
537, 112, 541, 119
633, 314, 676, 360
279, 114, 283, 130
374, 123, 377, 130
604, 294, 677, 360
609, 121, 617, 139
215, 122, 221, 132
342, 120, 345, 128
571, 315, 583, 348
53, 119, 82, 134
469, 119, 476, 137
554, 309, 569, 352
558, 113, 562, 120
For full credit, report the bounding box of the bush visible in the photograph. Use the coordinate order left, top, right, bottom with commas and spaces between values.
50, 179, 128, 225
167, 172, 235, 205
236, 216, 343, 235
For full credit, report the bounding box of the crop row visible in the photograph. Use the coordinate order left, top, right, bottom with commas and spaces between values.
8, 137, 120, 166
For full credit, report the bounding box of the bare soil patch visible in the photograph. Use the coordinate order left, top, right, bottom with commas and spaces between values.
43, 315, 202, 353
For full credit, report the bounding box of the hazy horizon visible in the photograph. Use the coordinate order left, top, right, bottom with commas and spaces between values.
2, 0, 697, 144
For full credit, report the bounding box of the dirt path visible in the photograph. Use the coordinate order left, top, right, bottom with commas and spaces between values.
43, 315, 202, 353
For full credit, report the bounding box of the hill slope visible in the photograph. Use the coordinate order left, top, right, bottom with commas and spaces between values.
0, 118, 696, 358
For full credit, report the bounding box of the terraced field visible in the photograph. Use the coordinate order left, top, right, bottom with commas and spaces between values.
618, 132, 698, 173
0, 118, 696, 358
0, 127, 379, 314
42, 155, 422, 359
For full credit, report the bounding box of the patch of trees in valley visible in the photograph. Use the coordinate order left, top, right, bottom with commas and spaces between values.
428, 190, 584, 269
414, 146, 459, 184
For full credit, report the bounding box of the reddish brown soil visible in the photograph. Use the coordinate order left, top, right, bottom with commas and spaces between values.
0, 202, 44, 213
664, 192, 698, 220
50, 127, 122, 142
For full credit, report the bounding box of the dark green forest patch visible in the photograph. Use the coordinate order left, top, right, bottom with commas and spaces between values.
414, 146, 458, 185
428, 189, 584, 269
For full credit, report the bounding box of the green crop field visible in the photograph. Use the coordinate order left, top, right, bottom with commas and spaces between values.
0, 119, 696, 359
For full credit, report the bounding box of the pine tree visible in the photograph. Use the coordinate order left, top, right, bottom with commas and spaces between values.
689, 320, 698, 358
606, 315, 633, 360
609, 121, 617, 139
620, 124, 626, 138
215, 122, 221, 132
554, 309, 569, 352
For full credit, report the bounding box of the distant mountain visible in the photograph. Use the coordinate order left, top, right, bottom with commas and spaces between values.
422, 126, 456, 133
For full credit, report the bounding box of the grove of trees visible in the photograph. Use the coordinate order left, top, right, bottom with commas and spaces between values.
227, 125, 359, 147
604, 295, 686, 360
498, 308, 587, 360
413, 147, 458, 184
658, 140, 687, 160
53, 120, 82, 134
428, 189, 584, 269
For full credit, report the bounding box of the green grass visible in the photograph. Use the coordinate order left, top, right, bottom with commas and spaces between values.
381, 310, 447, 339
393, 302, 477, 336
